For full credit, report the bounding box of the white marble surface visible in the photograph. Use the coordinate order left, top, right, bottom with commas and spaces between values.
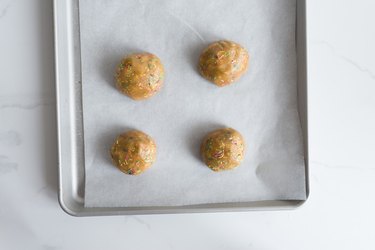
0, 0, 374, 249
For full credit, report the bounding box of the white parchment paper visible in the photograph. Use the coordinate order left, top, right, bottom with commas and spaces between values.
80, 0, 306, 207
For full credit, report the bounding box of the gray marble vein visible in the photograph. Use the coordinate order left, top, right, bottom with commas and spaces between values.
311, 160, 375, 171
0, 155, 18, 174
0, 131, 22, 146
312, 40, 375, 80
0, 2, 10, 19
42, 245, 60, 250
132, 216, 152, 230
123, 216, 152, 230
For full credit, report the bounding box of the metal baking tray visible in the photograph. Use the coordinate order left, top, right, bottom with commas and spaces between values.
54, 0, 309, 216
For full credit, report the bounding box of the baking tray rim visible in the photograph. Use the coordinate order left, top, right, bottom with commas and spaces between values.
54, 0, 309, 217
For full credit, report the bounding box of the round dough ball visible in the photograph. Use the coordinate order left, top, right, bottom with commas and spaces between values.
200, 128, 245, 171
116, 53, 164, 100
110, 130, 157, 175
199, 40, 249, 87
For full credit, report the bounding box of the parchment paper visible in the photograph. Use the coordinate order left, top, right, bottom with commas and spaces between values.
80, 0, 306, 207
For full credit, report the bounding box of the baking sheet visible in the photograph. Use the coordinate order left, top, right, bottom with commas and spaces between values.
80, 0, 306, 207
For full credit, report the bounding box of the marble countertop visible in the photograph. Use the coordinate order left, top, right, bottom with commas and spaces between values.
1, 1, 374, 249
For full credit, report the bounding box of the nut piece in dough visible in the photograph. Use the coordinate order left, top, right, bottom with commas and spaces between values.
110, 130, 157, 175
199, 40, 249, 87
200, 128, 245, 171
116, 53, 164, 100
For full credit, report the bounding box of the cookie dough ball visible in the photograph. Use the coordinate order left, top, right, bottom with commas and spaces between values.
110, 130, 157, 175
116, 53, 164, 100
200, 128, 245, 171
199, 40, 249, 87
